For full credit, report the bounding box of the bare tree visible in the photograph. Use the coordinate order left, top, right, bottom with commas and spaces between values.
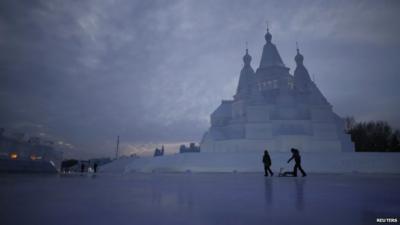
344, 116, 356, 133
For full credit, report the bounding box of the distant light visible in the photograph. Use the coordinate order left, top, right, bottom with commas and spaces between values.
30, 155, 42, 160
10, 153, 18, 160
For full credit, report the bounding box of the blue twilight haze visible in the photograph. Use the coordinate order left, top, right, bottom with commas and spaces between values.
0, 0, 399, 158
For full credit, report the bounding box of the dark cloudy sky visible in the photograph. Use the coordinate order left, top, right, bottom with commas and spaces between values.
1, 0, 399, 158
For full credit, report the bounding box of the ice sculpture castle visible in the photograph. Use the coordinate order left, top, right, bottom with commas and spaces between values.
200, 28, 354, 153
103, 27, 400, 174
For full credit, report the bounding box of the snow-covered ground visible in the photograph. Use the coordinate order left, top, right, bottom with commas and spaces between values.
101, 152, 400, 173
0, 173, 399, 225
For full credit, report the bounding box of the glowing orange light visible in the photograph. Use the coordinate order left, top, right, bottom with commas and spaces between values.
30, 155, 42, 160
10, 153, 18, 160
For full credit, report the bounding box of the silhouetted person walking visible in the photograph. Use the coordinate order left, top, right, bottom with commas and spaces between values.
287, 148, 307, 177
93, 163, 98, 173
263, 150, 274, 176
80, 163, 85, 173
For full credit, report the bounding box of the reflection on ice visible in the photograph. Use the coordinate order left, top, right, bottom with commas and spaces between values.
264, 179, 273, 206
295, 179, 305, 211
263, 177, 305, 212
0, 173, 399, 225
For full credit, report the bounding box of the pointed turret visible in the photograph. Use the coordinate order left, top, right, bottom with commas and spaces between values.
235, 47, 255, 100
294, 43, 304, 65
293, 44, 329, 104
259, 27, 285, 68
293, 44, 312, 91
243, 48, 252, 66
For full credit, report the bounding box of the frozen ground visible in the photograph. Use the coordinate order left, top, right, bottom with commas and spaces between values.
0, 173, 399, 225
102, 152, 400, 173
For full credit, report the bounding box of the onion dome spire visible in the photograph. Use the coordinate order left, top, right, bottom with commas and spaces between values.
243, 42, 252, 65
294, 42, 312, 91
295, 42, 304, 65
235, 43, 255, 100
264, 22, 272, 43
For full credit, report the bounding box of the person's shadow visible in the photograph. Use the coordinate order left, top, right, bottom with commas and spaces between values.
294, 179, 305, 211
264, 179, 273, 207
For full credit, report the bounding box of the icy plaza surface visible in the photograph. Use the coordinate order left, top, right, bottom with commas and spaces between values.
1, 173, 399, 225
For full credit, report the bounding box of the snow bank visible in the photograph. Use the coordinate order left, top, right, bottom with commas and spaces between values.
99, 157, 133, 173
101, 152, 400, 174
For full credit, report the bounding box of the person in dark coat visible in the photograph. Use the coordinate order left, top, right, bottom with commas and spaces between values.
80, 163, 85, 173
262, 150, 274, 176
93, 163, 98, 173
287, 148, 307, 177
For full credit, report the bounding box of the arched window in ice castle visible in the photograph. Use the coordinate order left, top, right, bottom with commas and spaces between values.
258, 82, 267, 91
258, 80, 280, 90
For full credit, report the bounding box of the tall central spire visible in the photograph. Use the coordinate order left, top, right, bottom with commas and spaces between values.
259, 25, 285, 69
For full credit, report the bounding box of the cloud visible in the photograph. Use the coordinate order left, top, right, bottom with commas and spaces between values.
0, 0, 399, 158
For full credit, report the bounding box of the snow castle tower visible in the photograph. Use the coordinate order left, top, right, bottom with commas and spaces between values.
200, 28, 354, 153
103, 27, 400, 174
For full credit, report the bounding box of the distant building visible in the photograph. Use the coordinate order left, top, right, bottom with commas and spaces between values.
0, 128, 63, 172
153, 145, 165, 157
179, 143, 200, 153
